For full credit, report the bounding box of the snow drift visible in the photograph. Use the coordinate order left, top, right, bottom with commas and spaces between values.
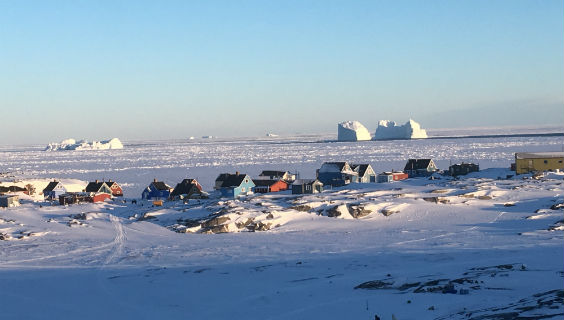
373, 119, 428, 140
337, 121, 371, 141
45, 138, 124, 151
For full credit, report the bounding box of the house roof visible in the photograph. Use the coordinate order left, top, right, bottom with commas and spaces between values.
220, 174, 250, 188
323, 162, 348, 171
515, 152, 564, 159
215, 173, 231, 183
351, 164, 371, 177
180, 179, 202, 190
253, 179, 287, 187
171, 180, 202, 197
259, 170, 288, 177
151, 181, 171, 191
106, 181, 120, 188
85, 181, 107, 193
404, 159, 433, 171
450, 163, 478, 168
292, 179, 322, 186
42, 181, 61, 193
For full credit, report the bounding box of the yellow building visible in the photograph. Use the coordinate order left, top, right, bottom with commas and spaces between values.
515, 152, 564, 174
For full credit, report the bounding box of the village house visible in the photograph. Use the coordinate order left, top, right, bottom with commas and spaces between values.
105, 180, 123, 197
0, 195, 20, 207
403, 159, 438, 177
59, 193, 90, 205
257, 170, 296, 183
449, 162, 479, 177
42, 180, 67, 200
170, 178, 206, 200
141, 179, 173, 200
350, 164, 377, 183
214, 173, 231, 190
216, 172, 255, 198
291, 179, 324, 194
377, 171, 409, 183
316, 162, 358, 187
253, 179, 289, 193
85, 180, 112, 194
514, 152, 564, 174
84, 180, 112, 202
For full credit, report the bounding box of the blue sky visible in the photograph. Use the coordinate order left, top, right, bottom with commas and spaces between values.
1, 0, 562, 143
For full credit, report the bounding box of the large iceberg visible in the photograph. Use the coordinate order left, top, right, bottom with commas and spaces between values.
45, 138, 124, 151
337, 121, 372, 141
373, 119, 428, 140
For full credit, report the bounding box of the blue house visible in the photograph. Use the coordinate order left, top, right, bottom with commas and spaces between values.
316, 162, 358, 187
216, 172, 255, 198
141, 179, 173, 200
42, 180, 67, 200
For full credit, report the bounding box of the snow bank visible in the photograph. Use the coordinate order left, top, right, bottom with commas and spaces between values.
373, 119, 428, 140
337, 121, 371, 141
45, 138, 124, 151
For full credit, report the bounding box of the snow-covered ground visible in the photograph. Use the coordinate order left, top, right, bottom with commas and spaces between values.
0, 131, 562, 319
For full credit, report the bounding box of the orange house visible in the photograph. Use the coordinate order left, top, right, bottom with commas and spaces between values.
253, 180, 289, 193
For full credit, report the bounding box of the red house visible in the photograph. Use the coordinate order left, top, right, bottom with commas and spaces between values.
106, 180, 123, 197
253, 180, 289, 193
89, 193, 111, 202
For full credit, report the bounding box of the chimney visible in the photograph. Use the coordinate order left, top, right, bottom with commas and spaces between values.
235, 171, 240, 176
154, 178, 157, 183
108, 179, 112, 182
95, 179, 98, 183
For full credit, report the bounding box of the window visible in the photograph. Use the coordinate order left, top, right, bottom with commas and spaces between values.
306, 185, 311, 191
241, 187, 246, 192
544, 160, 548, 164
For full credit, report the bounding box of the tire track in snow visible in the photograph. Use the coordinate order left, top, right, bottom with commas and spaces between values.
103, 214, 126, 266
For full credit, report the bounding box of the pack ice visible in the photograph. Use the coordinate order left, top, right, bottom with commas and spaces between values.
337, 121, 371, 141
373, 119, 428, 140
45, 138, 124, 151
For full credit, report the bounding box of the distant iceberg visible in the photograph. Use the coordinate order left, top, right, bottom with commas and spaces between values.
338, 121, 371, 141
373, 119, 428, 140
45, 138, 124, 151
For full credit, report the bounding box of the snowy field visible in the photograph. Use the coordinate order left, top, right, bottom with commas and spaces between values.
0, 130, 563, 319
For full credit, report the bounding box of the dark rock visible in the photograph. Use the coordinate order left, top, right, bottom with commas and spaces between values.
355, 280, 394, 290
348, 205, 372, 218
201, 216, 231, 228
291, 205, 312, 212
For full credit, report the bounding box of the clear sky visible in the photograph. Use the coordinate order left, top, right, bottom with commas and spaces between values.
1, 0, 562, 144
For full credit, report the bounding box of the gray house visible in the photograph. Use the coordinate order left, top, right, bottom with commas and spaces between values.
351, 164, 377, 183
291, 179, 323, 194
